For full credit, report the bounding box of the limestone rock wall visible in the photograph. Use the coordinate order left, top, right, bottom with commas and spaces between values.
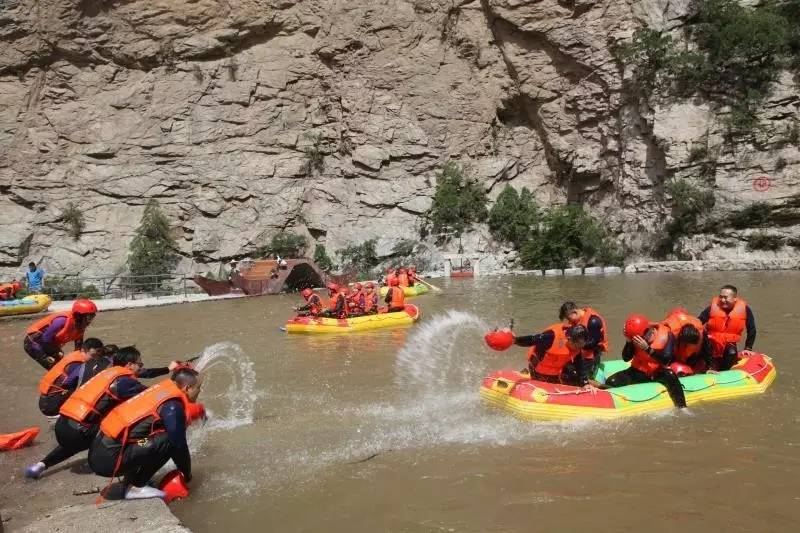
1, 0, 798, 279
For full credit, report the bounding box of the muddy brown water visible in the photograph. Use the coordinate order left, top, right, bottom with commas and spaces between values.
1, 272, 799, 532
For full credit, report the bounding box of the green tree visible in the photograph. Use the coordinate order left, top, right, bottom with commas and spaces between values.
337, 239, 379, 276
259, 231, 307, 258
427, 161, 488, 237
127, 199, 178, 290
488, 185, 540, 248
313, 244, 334, 272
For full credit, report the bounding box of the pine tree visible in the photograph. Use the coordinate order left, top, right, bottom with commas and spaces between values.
127, 199, 178, 290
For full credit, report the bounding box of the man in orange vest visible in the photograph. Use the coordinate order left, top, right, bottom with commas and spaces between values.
0, 279, 21, 300
698, 284, 757, 371
384, 277, 405, 313
662, 308, 712, 374
347, 283, 365, 316
606, 314, 686, 408
24, 299, 97, 369
324, 283, 348, 318
295, 288, 324, 317
363, 282, 378, 314
88, 368, 203, 500
559, 301, 608, 380
25, 346, 177, 480
37, 338, 104, 417
512, 324, 589, 385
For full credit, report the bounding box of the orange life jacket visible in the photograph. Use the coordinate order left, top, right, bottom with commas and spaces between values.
26, 311, 83, 346
60, 366, 135, 424
38, 350, 89, 395
398, 272, 410, 287
100, 379, 192, 441
348, 290, 364, 309
307, 294, 323, 314
386, 274, 397, 286
663, 312, 704, 363
388, 286, 405, 310
0, 282, 20, 297
630, 323, 671, 377
363, 291, 377, 313
705, 297, 747, 346
526, 324, 578, 378
577, 307, 608, 359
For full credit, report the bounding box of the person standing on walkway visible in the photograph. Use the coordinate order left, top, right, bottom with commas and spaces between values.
24, 262, 45, 293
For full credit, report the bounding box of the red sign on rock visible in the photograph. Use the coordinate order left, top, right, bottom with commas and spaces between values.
752, 176, 771, 192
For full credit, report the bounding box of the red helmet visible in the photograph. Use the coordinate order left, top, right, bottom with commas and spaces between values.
301, 288, 313, 299
365, 282, 375, 289
485, 330, 514, 351
623, 314, 650, 339
353, 283, 363, 290
389, 277, 400, 286
667, 307, 688, 318
326, 283, 339, 292
72, 299, 97, 315
669, 362, 694, 377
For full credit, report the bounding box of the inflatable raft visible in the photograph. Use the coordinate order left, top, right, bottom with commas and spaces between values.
283, 304, 420, 334
0, 294, 52, 317
481, 353, 776, 421
378, 284, 429, 298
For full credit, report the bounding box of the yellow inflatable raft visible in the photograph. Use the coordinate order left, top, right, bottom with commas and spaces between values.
0, 294, 52, 317
378, 284, 429, 298
283, 304, 420, 334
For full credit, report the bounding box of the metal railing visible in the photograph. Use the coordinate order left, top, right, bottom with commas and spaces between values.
30, 273, 205, 302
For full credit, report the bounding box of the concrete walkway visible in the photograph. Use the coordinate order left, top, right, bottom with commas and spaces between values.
48, 293, 244, 313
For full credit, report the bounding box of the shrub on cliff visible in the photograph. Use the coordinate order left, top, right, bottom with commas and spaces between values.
426, 161, 488, 238
655, 179, 715, 257
259, 232, 307, 258
617, 0, 795, 136
729, 202, 772, 229
127, 199, 179, 290
60, 203, 85, 241
747, 231, 784, 251
488, 185, 540, 249
313, 244, 334, 272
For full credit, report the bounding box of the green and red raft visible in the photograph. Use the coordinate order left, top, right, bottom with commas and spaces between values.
480, 353, 776, 421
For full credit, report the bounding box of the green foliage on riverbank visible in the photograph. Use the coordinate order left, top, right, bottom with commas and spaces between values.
43, 276, 100, 300
338, 239, 379, 276
616, 0, 798, 139
426, 161, 488, 238
655, 179, 716, 257
487, 185, 624, 269
127, 199, 178, 289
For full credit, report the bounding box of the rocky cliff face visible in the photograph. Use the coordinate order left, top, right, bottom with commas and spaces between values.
1, 0, 798, 279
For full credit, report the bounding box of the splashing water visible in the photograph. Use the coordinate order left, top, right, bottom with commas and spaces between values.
188, 342, 256, 452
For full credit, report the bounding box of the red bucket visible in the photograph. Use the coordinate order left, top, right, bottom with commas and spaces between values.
159, 470, 190, 503
484, 330, 514, 351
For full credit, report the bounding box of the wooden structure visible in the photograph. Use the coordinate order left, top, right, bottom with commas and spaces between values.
194, 259, 328, 296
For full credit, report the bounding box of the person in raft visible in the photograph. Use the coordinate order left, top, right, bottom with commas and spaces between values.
37, 338, 104, 417
363, 282, 379, 315
347, 283, 365, 316
25, 347, 181, 480
384, 276, 405, 313
698, 284, 757, 371
24, 261, 45, 293
0, 279, 22, 300
88, 367, 203, 500
24, 299, 97, 370
559, 302, 608, 379
296, 288, 324, 317
397, 268, 410, 287
606, 314, 687, 408
324, 283, 348, 319
384, 268, 397, 287
511, 324, 590, 385
662, 308, 712, 375
407, 266, 419, 287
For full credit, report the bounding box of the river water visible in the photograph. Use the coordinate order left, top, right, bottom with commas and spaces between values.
1, 272, 798, 532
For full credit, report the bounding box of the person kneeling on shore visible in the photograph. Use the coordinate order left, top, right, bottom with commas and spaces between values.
37, 338, 104, 417
23, 299, 97, 370
26, 347, 179, 479
512, 324, 590, 386
606, 314, 686, 408
88, 368, 202, 500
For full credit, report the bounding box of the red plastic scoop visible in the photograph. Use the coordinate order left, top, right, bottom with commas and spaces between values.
484, 330, 514, 351
159, 470, 190, 503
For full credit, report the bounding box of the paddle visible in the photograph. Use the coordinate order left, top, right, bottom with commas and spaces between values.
415, 276, 442, 293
